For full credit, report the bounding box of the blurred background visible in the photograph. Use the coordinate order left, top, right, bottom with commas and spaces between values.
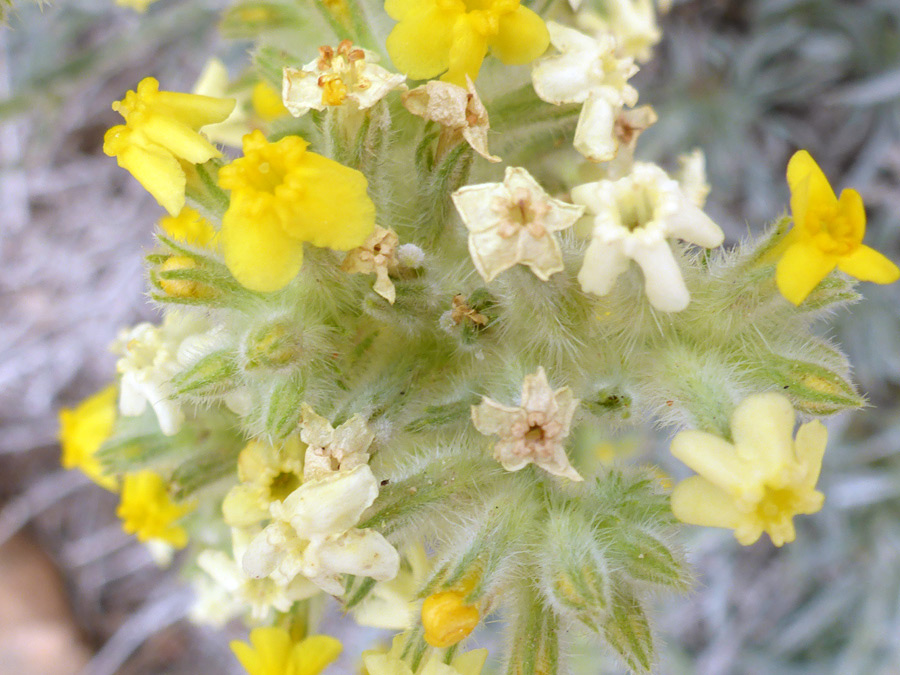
0, 0, 898, 673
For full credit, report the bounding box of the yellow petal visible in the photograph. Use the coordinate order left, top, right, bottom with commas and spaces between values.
384, 0, 419, 20
837, 244, 900, 284
836, 188, 866, 243
775, 240, 837, 305
140, 113, 222, 164
293, 635, 342, 675
230, 627, 291, 675
278, 152, 375, 251
730, 392, 795, 480
491, 6, 550, 64
670, 476, 743, 530
787, 150, 835, 230
386, 4, 456, 80
152, 89, 236, 129
221, 198, 306, 292
115, 143, 186, 216
442, 15, 489, 86
794, 419, 827, 489
669, 430, 748, 496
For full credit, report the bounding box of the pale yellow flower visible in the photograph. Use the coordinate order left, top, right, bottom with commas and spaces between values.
670, 392, 827, 546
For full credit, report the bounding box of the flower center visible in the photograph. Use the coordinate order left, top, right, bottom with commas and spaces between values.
269, 471, 301, 502
524, 425, 545, 442
617, 188, 657, 232
317, 40, 369, 106
494, 188, 550, 238
805, 203, 857, 255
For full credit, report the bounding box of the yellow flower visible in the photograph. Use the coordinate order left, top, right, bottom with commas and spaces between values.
103, 77, 235, 216
421, 590, 480, 648
252, 81, 289, 121
58, 385, 118, 491
669, 392, 827, 547
385, 0, 550, 86
776, 150, 899, 305
218, 130, 375, 292
230, 627, 341, 675
158, 206, 217, 248
117, 470, 194, 548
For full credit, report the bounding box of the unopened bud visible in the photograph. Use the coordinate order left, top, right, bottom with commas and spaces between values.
158, 256, 214, 299
421, 590, 480, 648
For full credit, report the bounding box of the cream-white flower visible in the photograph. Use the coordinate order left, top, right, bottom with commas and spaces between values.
572, 162, 724, 312
299, 404, 374, 481
194, 528, 317, 625
242, 465, 399, 596
532, 22, 639, 162
222, 437, 305, 529
577, 0, 662, 63
111, 311, 213, 436
282, 40, 406, 117
471, 367, 583, 481
676, 148, 711, 208
452, 166, 584, 283
342, 226, 401, 304
402, 77, 500, 162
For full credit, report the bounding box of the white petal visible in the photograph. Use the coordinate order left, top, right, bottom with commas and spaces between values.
665, 200, 724, 249
516, 232, 565, 281
579, 237, 630, 296
282, 66, 325, 117
630, 239, 690, 312
302, 530, 400, 588
452, 183, 505, 234
471, 400, 524, 437
574, 94, 619, 161
532, 52, 594, 105
275, 464, 378, 537
242, 526, 284, 579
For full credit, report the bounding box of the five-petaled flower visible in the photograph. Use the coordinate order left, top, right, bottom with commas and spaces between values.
117, 470, 194, 548
283, 40, 406, 117
230, 626, 341, 675
572, 162, 724, 312
103, 77, 235, 216
670, 392, 827, 547
471, 367, 583, 481
218, 130, 375, 292
452, 166, 584, 283
58, 385, 119, 491
385, 0, 549, 86
775, 150, 899, 305
532, 22, 639, 162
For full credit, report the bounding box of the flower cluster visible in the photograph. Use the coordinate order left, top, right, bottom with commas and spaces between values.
62, 1, 900, 674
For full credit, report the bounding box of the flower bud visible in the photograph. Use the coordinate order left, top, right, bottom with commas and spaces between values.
158, 256, 215, 299
421, 590, 480, 648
